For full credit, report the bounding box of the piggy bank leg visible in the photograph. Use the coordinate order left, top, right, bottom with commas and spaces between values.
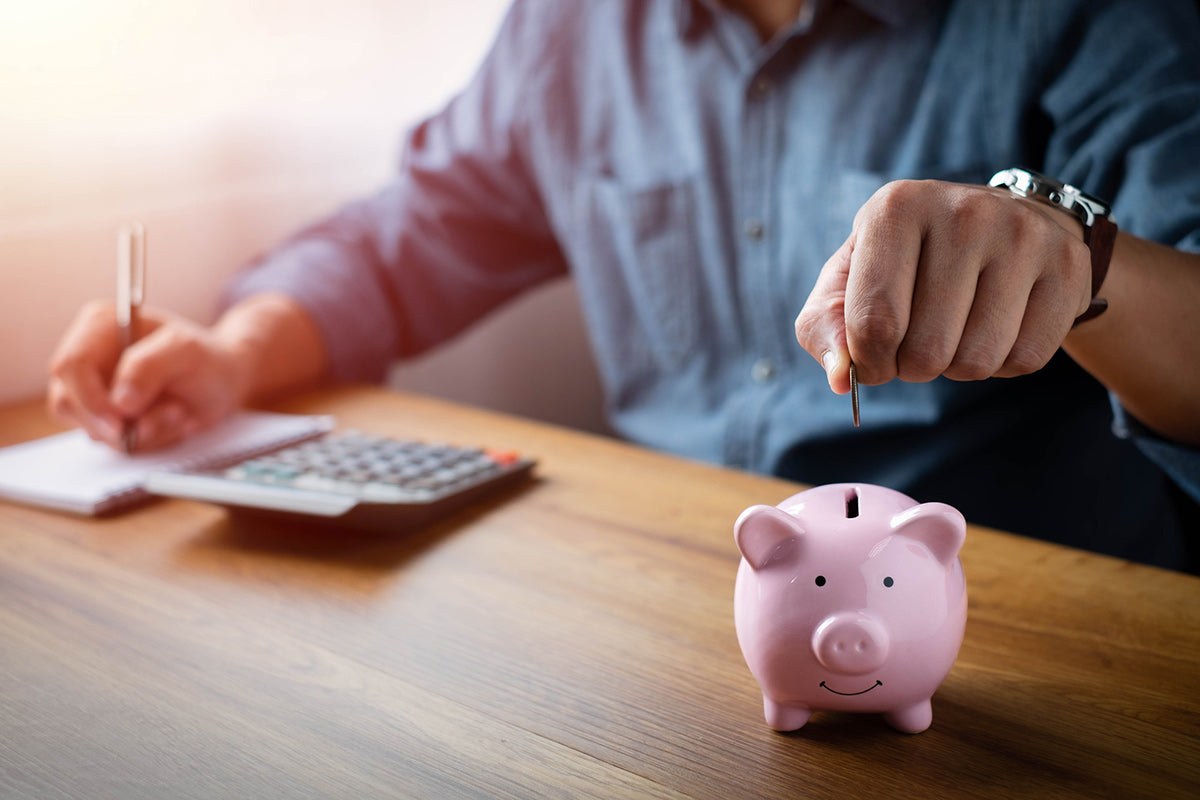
763, 697, 812, 731
883, 699, 933, 733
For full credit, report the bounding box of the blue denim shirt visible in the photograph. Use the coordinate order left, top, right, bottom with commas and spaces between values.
226, 0, 1200, 569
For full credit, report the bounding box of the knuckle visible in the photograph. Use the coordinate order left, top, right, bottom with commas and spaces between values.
946, 320, 1012, 381
46, 385, 71, 418
1062, 238, 1092, 292
47, 351, 69, 379
119, 343, 152, 373
1049, 233, 1087, 269
999, 198, 1036, 240
852, 305, 906, 350
847, 307, 906, 383
945, 187, 982, 223
47, 348, 81, 380
138, 326, 193, 365
793, 310, 810, 340
118, 350, 161, 387
897, 338, 953, 383
946, 349, 1004, 382
165, 330, 194, 359
79, 298, 111, 320
1003, 339, 1054, 375
175, 332, 207, 363
871, 180, 920, 219
795, 295, 840, 343
793, 312, 818, 349
944, 188, 1000, 240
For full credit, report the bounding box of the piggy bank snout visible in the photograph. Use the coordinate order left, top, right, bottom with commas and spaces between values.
812, 612, 890, 675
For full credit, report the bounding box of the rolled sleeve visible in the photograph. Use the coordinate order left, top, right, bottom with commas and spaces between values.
221, 223, 402, 383
219, 0, 567, 384
1036, 0, 1200, 502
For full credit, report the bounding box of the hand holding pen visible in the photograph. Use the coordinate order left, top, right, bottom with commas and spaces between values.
47, 224, 270, 454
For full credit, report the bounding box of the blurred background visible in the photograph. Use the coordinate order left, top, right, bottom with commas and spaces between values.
0, 0, 609, 434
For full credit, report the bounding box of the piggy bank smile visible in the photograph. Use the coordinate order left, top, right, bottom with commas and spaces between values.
734, 484, 967, 734
820, 680, 883, 696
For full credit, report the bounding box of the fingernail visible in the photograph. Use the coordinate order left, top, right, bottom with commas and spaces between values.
821, 350, 838, 375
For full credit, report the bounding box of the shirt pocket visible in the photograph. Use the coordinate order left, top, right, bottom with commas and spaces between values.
571, 177, 705, 380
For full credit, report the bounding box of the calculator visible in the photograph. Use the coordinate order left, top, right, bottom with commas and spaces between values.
144, 430, 536, 532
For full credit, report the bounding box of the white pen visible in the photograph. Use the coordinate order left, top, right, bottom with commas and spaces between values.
116, 222, 146, 453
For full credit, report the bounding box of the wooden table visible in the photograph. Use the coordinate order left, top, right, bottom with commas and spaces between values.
1, 386, 1197, 799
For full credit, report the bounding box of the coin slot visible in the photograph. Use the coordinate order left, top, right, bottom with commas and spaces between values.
845, 488, 859, 519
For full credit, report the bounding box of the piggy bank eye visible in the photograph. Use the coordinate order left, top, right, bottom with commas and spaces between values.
815, 575, 827, 587
883, 576, 894, 588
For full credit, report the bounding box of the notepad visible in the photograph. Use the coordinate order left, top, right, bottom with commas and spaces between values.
0, 411, 334, 515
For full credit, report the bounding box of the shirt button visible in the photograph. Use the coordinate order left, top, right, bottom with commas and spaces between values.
743, 219, 765, 241
750, 75, 772, 99
751, 358, 777, 383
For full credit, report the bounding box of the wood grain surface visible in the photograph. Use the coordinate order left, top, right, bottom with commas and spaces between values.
0, 386, 1197, 799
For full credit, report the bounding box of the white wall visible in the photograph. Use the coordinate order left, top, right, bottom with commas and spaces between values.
0, 0, 609, 434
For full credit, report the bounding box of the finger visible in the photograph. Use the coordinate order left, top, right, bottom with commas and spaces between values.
47, 301, 124, 423
47, 363, 127, 451
796, 234, 853, 394
844, 182, 925, 385
943, 258, 1031, 381
996, 274, 1077, 378
110, 326, 204, 418
895, 233, 982, 384
46, 380, 125, 448
128, 399, 201, 452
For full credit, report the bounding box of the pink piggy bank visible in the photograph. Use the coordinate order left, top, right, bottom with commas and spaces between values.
734, 483, 967, 733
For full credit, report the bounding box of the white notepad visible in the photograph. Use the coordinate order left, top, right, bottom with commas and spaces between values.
0, 411, 334, 515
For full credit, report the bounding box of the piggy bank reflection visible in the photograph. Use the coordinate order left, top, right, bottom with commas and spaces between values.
733, 483, 967, 733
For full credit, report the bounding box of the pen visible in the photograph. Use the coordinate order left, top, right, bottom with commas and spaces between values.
116, 222, 146, 454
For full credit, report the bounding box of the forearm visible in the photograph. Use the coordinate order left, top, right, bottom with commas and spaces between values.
213, 293, 330, 406
1063, 233, 1200, 445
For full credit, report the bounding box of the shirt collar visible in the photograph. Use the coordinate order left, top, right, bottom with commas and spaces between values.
674, 0, 942, 36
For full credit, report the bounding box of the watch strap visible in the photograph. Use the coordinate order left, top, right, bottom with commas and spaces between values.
1074, 214, 1117, 326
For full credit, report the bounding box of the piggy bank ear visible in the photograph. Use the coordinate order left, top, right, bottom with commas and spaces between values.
735, 505, 804, 570
890, 502, 966, 567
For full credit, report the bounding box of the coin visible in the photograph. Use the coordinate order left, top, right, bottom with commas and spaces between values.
849, 360, 860, 428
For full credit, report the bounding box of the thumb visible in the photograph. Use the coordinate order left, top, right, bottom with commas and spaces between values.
795, 233, 854, 395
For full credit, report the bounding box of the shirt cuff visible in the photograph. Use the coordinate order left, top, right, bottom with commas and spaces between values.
1110, 394, 1200, 505
219, 239, 400, 385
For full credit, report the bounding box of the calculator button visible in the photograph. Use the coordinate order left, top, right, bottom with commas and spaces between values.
265, 466, 301, 482
486, 449, 521, 466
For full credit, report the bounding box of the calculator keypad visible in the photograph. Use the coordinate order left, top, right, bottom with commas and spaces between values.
223, 432, 516, 503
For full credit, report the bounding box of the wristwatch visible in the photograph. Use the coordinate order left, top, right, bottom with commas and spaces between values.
989, 167, 1118, 325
